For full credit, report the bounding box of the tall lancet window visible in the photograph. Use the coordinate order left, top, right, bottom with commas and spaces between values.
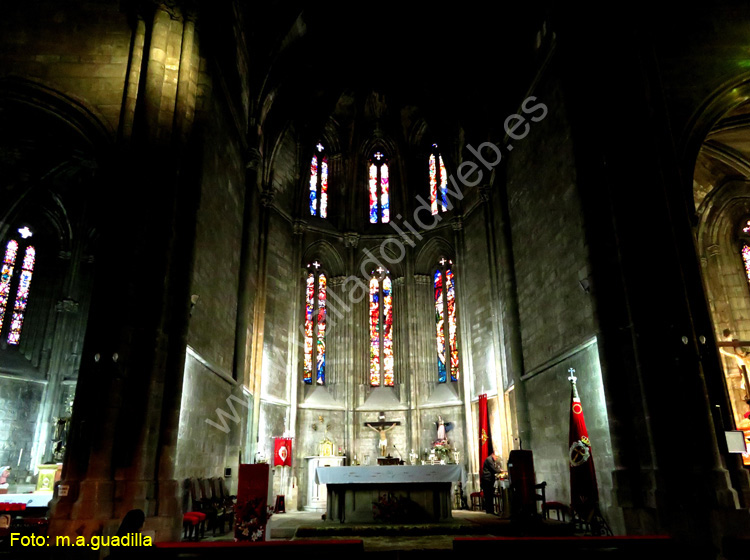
741, 219, 750, 286
429, 144, 448, 215
0, 227, 36, 345
368, 151, 390, 223
369, 268, 394, 386
304, 261, 327, 385
309, 143, 329, 218
434, 258, 459, 382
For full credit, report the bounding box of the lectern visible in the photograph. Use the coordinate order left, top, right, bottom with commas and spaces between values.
507, 449, 539, 519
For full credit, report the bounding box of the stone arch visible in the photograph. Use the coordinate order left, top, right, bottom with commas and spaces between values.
414, 236, 456, 276
301, 239, 346, 277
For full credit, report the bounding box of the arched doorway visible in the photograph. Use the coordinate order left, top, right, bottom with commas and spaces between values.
693, 98, 750, 465
0, 78, 109, 491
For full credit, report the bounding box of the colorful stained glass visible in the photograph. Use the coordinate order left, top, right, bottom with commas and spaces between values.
380, 163, 390, 223
304, 273, 315, 383
743, 245, 750, 284
316, 273, 327, 385
446, 268, 459, 382
382, 276, 394, 386
320, 156, 328, 219
744, 220, 750, 234
439, 155, 448, 212
8, 245, 35, 345
369, 163, 378, 223
430, 154, 438, 215
434, 269, 447, 383
0, 240, 18, 334
370, 276, 380, 385
309, 155, 318, 216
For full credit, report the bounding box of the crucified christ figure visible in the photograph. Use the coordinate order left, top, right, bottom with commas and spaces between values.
366, 423, 397, 457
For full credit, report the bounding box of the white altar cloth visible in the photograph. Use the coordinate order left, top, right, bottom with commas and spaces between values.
315, 464, 464, 485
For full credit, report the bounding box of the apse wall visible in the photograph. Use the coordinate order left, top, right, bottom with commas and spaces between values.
503, 59, 622, 532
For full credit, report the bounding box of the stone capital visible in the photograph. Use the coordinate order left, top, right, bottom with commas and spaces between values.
343, 232, 360, 249
260, 189, 275, 208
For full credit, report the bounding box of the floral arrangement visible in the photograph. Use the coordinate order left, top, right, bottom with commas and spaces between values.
234, 497, 273, 541
432, 439, 452, 461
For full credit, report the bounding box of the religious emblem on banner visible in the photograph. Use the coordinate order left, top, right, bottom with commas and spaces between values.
273, 437, 292, 467
569, 439, 591, 466
480, 428, 488, 445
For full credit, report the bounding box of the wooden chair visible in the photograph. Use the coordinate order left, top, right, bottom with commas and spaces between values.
217, 477, 236, 527
199, 477, 226, 535
470, 491, 483, 511
533, 481, 547, 515
187, 478, 220, 536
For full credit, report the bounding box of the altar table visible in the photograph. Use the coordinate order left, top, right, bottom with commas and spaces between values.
315, 465, 464, 523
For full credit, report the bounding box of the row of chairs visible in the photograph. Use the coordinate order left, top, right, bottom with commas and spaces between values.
183, 477, 236, 540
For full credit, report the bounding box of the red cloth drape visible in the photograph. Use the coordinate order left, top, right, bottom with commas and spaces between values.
235, 463, 270, 541
273, 438, 292, 467
479, 393, 492, 469
569, 379, 599, 518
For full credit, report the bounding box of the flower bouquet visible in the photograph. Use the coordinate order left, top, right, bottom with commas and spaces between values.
432, 439, 451, 461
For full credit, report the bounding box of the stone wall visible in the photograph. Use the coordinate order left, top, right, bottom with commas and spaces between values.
0, 1, 131, 131
187, 92, 245, 373
174, 351, 243, 494
260, 212, 296, 403
0, 378, 43, 480
505, 62, 595, 374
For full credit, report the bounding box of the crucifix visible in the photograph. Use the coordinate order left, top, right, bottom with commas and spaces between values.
717, 340, 750, 402
365, 412, 401, 457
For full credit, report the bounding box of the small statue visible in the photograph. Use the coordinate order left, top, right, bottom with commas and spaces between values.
434, 415, 454, 442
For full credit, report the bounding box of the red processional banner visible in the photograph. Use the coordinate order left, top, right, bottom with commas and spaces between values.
568, 371, 599, 519
479, 393, 492, 468
273, 437, 292, 467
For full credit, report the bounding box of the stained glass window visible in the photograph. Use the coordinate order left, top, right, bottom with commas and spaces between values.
304, 262, 327, 384
370, 268, 394, 386
309, 143, 328, 218
1, 228, 36, 346
369, 152, 390, 224
434, 259, 459, 382
8, 246, 35, 345
429, 144, 448, 216
0, 240, 19, 335
743, 244, 750, 285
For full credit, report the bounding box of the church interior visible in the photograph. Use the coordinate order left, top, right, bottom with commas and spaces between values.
1, 0, 750, 558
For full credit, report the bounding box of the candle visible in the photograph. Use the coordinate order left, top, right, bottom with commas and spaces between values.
17, 448, 23, 467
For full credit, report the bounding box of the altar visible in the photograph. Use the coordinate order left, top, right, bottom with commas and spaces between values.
315, 464, 464, 523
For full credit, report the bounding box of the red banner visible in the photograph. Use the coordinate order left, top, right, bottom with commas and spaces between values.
274, 437, 292, 467
568, 372, 599, 519
479, 393, 492, 469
